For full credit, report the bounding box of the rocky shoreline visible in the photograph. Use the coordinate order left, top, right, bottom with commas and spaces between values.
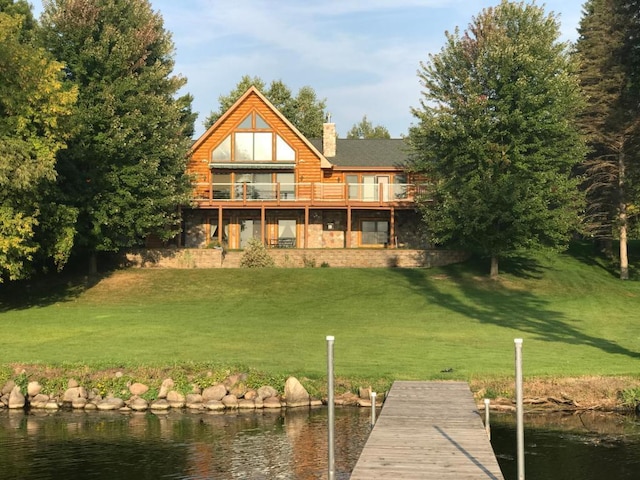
0, 372, 381, 413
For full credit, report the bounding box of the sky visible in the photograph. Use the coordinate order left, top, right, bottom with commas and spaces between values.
32, 0, 587, 139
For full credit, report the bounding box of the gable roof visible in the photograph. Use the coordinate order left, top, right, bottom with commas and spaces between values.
191, 86, 333, 169
309, 138, 409, 168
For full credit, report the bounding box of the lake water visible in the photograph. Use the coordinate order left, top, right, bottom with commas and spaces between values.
1, 407, 640, 479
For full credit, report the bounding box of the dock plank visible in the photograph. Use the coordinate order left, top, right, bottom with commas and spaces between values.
349, 381, 504, 479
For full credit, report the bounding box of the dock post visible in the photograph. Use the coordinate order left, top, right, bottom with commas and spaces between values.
515, 338, 525, 480
326, 335, 335, 480
371, 392, 377, 426
484, 398, 490, 440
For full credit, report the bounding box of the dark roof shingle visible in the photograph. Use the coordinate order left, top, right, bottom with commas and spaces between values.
309, 138, 408, 168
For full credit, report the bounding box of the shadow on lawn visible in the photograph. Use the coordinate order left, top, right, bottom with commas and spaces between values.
0, 273, 105, 312
391, 259, 640, 360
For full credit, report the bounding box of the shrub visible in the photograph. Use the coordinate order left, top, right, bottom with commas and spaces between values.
240, 238, 275, 268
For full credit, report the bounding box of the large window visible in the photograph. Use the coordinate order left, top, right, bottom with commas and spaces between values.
211, 112, 295, 163
362, 221, 389, 246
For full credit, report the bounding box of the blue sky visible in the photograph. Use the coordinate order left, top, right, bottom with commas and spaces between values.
32, 0, 587, 138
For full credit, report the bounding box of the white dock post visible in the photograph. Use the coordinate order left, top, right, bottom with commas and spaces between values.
371, 392, 377, 426
515, 338, 525, 480
484, 398, 491, 440
326, 335, 335, 480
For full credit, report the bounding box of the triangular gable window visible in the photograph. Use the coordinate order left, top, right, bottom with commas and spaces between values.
255, 114, 269, 129
211, 111, 296, 164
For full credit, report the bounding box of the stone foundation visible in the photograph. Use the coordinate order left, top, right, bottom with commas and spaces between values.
124, 248, 470, 269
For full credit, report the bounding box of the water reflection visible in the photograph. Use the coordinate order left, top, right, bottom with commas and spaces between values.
491, 411, 640, 480
0, 407, 371, 480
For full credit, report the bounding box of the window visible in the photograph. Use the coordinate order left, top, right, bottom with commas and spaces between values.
346, 175, 358, 200
362, 221, 389, 245
211, 112, 295, 163
277, 173, 295, 199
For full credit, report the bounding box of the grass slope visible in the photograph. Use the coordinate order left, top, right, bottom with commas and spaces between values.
1, 243, 639, 390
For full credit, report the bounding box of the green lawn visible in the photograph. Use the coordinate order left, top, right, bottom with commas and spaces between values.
1, 244, 639, 387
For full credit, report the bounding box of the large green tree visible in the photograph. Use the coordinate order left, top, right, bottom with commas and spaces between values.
40, 0, 195, 270
346, 115, 391, 139
204, 75, 327, 138
0, 4, 77, 282
408, 0, 586, 277
575, 0, 640, 279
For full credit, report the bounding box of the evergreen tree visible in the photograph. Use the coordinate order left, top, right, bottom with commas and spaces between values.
346, 115, 391, 139
575, 0, 640, 279
40, 0, 195, 271
408, 0, 585, 277
0, 5, 77, 281
204, 75, 327, 138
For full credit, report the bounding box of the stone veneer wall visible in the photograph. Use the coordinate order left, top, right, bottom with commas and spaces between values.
125, 248, 470, 269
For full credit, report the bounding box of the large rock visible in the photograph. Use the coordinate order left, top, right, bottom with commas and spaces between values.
27, 381, 42, 397
257, 386, 278, 400
129, 397, 149, 411
167, 391, 185, 408
263, 397, 283, 409
150, 399, 171, 411
30, 394, 50, 409
8, 386, 26, 409
221, 394, 238, 409
129, 383, 149, 396
202, 384, 227, 402
97, 397, 125, 411
284, 377, 310, 407
63, 386, 87, 403
158, 378, 174, 399
1, 380, 16, 395
205, 400, 225, 411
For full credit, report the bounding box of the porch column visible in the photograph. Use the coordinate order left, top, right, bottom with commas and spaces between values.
346, 207, 352, 249
304, 206, 309, 248
261, 206, 266, 245
390, 207, 396, 248
218, 206, 223, 244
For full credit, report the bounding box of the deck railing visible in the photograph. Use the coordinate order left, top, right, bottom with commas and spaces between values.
194, 182, 429, 204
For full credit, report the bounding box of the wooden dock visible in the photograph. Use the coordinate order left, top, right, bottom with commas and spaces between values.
350, 381, 505, 479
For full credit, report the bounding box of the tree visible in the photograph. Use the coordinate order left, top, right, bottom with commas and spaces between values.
346, 115, 391, 139
407, 0, 586, 278
0, 6, 77, 281
40, 0, 195, 271
204, 75, 327, 138
575, 0, 640, 279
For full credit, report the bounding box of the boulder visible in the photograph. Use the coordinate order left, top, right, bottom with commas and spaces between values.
257, 386, 278, 400
238, 399, 255, 410
27, 381, 42, 397
202, 384, 227, 402
150, 399, 171, 411
129, 383, 149, 396
167, 391, 185, 408
68, 378, 79, 388
129, 397, 149, 412
205, 400, 225, 411
72, 398, 88, 409
1, 380, 16, 395
221, 394, 238, 409
284, 377, 310, 407
158, 378, 174, 399
63, 387, 86, 403
44, 401, 60, 410
30, 394, 50, 409
97, 397, 125, 411
186, 393, 203, 405
8, 386, 25, 409
263, 397, 282, 409
244, 389, 258, 401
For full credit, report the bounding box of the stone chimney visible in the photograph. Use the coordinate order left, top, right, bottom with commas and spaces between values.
323, 119, 336, 158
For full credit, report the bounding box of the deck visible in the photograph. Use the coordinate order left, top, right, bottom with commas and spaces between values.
350, 381, 505, 479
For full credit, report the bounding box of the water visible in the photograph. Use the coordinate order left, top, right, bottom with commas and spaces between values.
1, 407, 640, 479
0, 407, 370, 480
491, 411, 640, 480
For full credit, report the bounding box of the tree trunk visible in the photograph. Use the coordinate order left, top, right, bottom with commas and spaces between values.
619, 206, 629, 280
618, 151, 629, 280
490, 256, 499, 279
89, 252, 98, 276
